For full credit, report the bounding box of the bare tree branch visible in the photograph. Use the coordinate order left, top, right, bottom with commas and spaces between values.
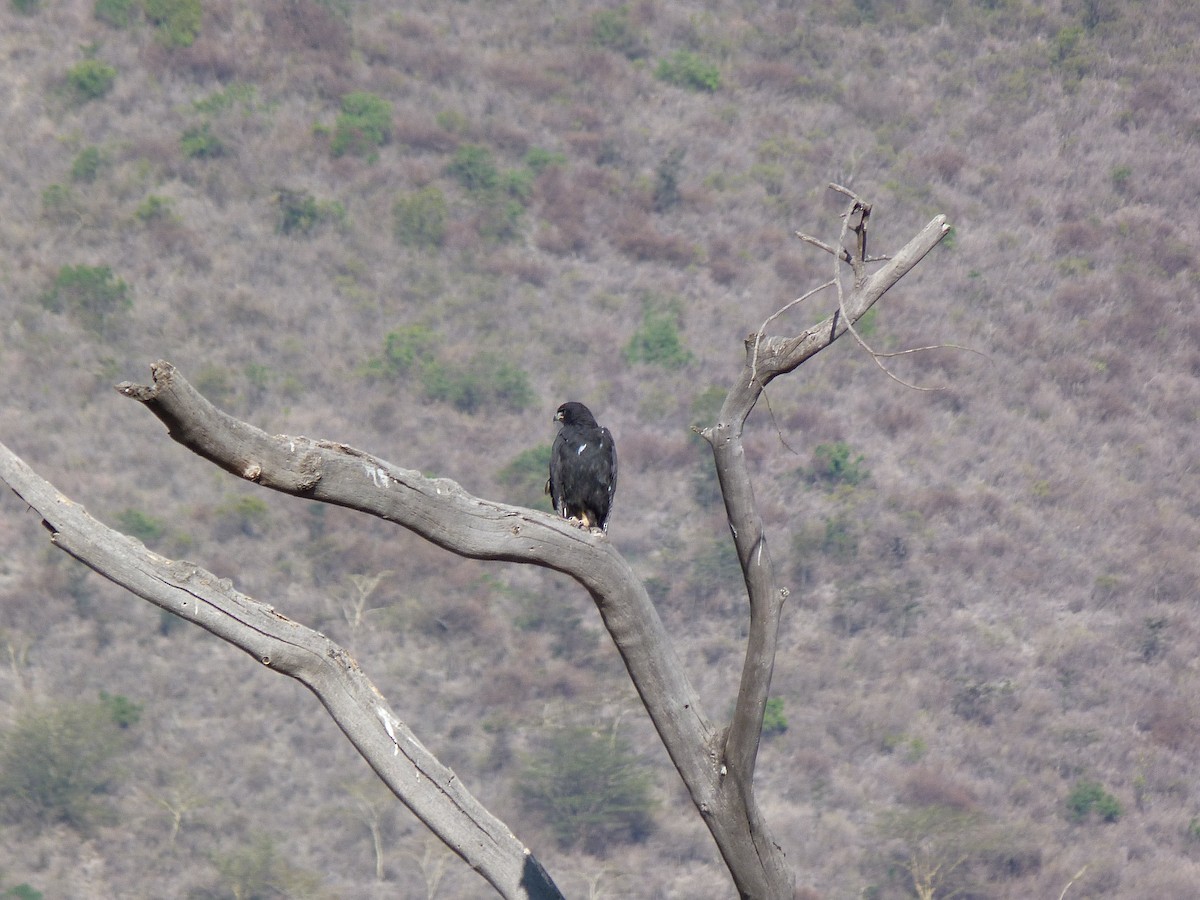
1, 192, 948, 900
110, 361, 794, 894
0, 441, 563, 900
698, 201, 950, 896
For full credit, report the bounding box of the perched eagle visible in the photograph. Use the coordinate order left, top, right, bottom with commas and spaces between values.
548, 401, 618, 532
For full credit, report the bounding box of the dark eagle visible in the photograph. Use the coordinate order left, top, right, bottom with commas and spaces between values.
548, 401, 618, 532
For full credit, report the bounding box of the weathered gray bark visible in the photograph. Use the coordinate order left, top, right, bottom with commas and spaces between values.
0, 194, 947, 899
0, 445, 564, 900
697, 198, 949, 897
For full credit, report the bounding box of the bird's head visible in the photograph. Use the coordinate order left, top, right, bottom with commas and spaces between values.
555, 401, 597, 427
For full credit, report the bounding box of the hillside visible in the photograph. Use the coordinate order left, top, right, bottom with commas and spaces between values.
1, 0, 1198, 897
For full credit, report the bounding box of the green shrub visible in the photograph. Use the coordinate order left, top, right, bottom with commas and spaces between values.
655, 50, 721, 92
3, 884, 43, 900
625, 305, 693, 369
66, 59, 116, 102
855, 306, 878, 338
144, 0, 202, 47
653, 148, 686, 212
762, 697, 788, 737
1187, 817, 1200, 842
98, 691, 143, 729
393, 187, 448, 247
523, 147, 567, 173
500, 168, 534, 203
1066, 780, 1121, 823
192, 82, 255, 115
421, 354, 534, 414
211, 833, 323, 899
821, 514, 858, 560
11, 0, 39, 14
475, 194, 526, 243
1140, 616, 1169, 662
331, 91, 392, 158
1110, 165, 1132, 194
374, 325, 440, 377
180, 122, 225, 159
809, 441, 869, 486
215, 495, 270, 538
116, 508, 166, 543
39, 264, 131, 334
446, 144, 500, 192
591, 5, 647, 58
40, 184, 78, 222
518, 726, 656, 852
94, 0, 135, 27
497, 445, 554, 510
0, 700, 131, 830
368, 329, 532, 413
275, 189, 344, 236
134, 194, 175, 223
70, 145, 105, 182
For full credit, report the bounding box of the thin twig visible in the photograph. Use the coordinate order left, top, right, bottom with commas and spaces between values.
759, 386, 800, 456
869, 343, 991, 361
749, 280, 836, 387
825, 187, 959, 392
1059, 866, 1087, 900
795, 232, 850, 261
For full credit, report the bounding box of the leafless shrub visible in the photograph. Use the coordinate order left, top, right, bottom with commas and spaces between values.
396, 43, 467, 86
481, 253, 549, 287
1123, 78, 1178, 128
773, 251, 815, 286
1138, 694, 1196, 751
925, 146, 968, 184
1157, 239, 1195, 278
617, 428, 694, 471
737, 61, 802, 94
1055, 280, 1096, 318
876, 400, 924, 437
482, 119, 532, 155
1053, 219, 1104, 255
164, 37, 249, 82
910, 487, 962, 521
393, 117, 461, 153
557, 49, 619, 90
563, 129, 620, 165
902, 767, 978, 812
1088, 383, 1133, 423
706, 237, 743, 285
612, 213, 698, 266
265, 0, 351, 60
534, 168, 599, 255
486, 59, 564, 101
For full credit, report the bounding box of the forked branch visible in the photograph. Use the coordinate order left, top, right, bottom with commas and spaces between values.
699, 197, 949, 895
111, 361, 785, 897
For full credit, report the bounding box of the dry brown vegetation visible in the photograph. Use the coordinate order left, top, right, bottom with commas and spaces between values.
0, 0, 1198, 897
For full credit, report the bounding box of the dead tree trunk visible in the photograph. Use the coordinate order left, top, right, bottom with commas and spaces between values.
0, 192, 947, 898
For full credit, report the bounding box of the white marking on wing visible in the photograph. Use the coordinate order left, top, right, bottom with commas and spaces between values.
577, 443, 587, 455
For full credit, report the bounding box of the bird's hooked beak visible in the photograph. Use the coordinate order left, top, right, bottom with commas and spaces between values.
553, 410, 564, 423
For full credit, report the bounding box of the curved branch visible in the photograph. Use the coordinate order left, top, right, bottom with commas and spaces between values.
0, 441, 562, 900
755, 214, 950, 390
699, 204, 949, 898
115, 362, 715, 771
114, 362, 795, 894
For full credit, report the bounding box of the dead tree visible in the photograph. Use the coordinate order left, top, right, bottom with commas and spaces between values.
0, 191, 948, 898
